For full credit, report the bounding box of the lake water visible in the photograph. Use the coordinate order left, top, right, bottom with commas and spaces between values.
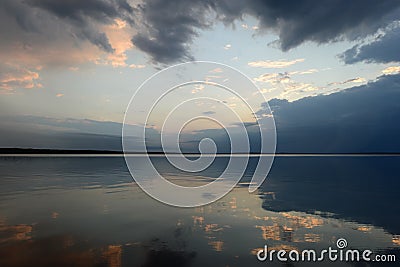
0, 156, 399, 266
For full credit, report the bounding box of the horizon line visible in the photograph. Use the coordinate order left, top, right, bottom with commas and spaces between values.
1, 153, 400, 158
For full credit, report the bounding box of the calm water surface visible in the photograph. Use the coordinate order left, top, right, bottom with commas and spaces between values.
0, 156, 399, 266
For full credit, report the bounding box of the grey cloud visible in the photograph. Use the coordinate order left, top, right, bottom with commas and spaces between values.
231, 122, 258, 128
221, 0, 400, 51
78, 26, 114, 52
0, 0, 135, 54
267, 74, 400, 153
132, 0, 400, 63
0, 116, 159, 151
2, 0, 400, 64
132, 0, 213, 63
341, 26, 400, 64
28, 0, 131, 22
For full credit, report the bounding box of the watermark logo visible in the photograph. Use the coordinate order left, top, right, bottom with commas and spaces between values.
336, 238, 347, 249
256, 238, 396, 263
122, 61, 276, 207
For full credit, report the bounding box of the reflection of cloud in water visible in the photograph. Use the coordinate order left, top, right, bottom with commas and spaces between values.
102, 245, 122, 267
141, 248, 196, 267
189, 186, 399, 256
356, 226, 372, 232
229, 197, 237, 209
204, 224, 224, 233
192, 216, 204, 226
1, 157, 399, 266
51, 212, 59, 219
304, 233, 321, 243
208, 240, 224, 252
393, 235, 400, 246
0, 219, 32, 243
0, 235, 102, 267
0, 228, 195, 267
256, 224, 281, 241
281, 212, 324, 229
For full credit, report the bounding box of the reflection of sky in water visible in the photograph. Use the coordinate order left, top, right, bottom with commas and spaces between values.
0, 157, 399, 266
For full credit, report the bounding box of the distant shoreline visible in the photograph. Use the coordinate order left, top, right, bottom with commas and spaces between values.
0, 148, 123, 154
1, 148, 400, 156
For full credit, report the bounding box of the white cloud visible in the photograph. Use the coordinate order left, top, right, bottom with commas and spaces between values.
129, 64, 146, 69
0, 65, 42, 91
254, 69, 319, 85
254, 72, 293, 85
290, 69, 319, 75
248, 59, 305, 68
345, 77, 366, 83
254, 73, 280, 83
382, 66, 400, 75
284, 82, 318, 92
191, 84, 205, 94
102, 19, 136, 67
210, 68, 223, 73
328, 77, 366, 86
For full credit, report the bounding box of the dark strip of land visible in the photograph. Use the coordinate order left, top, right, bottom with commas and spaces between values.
1, 148, 400, 155
0, 148, 122, 154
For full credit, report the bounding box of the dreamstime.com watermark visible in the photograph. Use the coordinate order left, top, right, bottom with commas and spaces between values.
256, 238, 396, 263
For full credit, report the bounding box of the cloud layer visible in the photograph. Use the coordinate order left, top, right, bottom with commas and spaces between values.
132, 0, 213, 63
0, 1, 135, 55
2, 74, 400, 153
2, 0, 400, 66
133, 0, 400, 63
248, 59, 304, 69
341, 25, 400, 64
268, 73, 400, 153
0, 0, 138, 91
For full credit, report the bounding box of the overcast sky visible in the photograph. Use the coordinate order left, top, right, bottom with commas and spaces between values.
1, 0, 400, 151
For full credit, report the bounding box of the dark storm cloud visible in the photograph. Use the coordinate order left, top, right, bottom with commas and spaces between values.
265, 73, 400, 153
133, 0, 400, 63
28, 0, 133, 22
341, 26, 400, 64
132, 0, 214, 63
2, 0, 400, 64
0, 0, 135, 53
212, 0, 400, 50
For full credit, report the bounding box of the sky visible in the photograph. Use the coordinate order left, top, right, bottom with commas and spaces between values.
1, 0, 400, 152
